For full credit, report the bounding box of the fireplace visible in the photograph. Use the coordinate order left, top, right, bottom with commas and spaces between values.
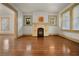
37, 28, 44, 37
32, 23, 49, 36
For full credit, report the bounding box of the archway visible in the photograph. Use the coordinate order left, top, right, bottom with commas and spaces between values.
37, 28, 44, 37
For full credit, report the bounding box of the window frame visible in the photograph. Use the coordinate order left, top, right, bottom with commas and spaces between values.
61, 3, 79, 32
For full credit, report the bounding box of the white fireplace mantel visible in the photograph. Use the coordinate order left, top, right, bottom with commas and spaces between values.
32, 23, 49, 36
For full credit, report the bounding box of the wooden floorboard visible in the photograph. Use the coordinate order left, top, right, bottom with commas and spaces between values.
0, 35, 79, 56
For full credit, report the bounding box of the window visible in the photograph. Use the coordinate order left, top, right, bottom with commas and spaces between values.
62, 11, 71, 30
61, 4, 79, 32
72, 5, 79, 30
1, 17, 9, 32
0, 16, 10, 33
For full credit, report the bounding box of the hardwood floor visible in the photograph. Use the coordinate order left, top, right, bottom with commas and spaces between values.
0, 35, 79, 56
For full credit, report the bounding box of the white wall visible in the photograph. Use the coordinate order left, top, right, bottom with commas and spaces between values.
23, 12, 32, 35
18, 11, 23, 36
33, 12, 48, 23
10, 4, 24, 37
49, 26, 58, 35
23, 26, 32, 35
58, 4, 79, 43
9, 15, 14, 32
23, 12, 58, 35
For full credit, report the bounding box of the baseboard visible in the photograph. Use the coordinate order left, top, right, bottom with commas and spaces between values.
17, 34, 79, 43
17, 34, 59, 38
23, 35, 32, 36
58, 34, 79, 43
17, 35, 24, 39
49, 34, 58, 36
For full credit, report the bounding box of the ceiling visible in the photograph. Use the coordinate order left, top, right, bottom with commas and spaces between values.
0, 4, 14, 15
11, 3, 70, 14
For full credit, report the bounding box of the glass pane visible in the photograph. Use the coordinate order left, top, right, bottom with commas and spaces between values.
62, 11, 70, 30
2, 17, 8, 32
73, 5, 79, 30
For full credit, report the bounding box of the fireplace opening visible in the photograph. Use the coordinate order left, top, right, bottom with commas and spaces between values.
37, 28, 44, 37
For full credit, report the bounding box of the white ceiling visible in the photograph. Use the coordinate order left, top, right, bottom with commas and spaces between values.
0, 4, 14, 15
11, 3, 70, 14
